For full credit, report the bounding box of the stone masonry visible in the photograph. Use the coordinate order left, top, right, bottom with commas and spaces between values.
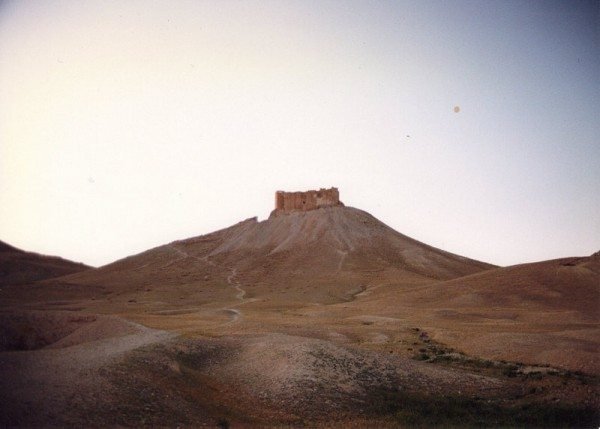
271, 187, 343, 217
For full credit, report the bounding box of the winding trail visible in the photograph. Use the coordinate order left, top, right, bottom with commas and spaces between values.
223, 267, 252, 324
168, 244, 248, 325
158, 244, 194, 269
227, 268, 246, 300
354, 283, 384, 298
168, 244, 215, 267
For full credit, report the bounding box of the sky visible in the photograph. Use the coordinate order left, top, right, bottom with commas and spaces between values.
1, 0, 599, 267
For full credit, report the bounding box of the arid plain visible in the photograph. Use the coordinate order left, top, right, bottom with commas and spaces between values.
1, 203, 598, 427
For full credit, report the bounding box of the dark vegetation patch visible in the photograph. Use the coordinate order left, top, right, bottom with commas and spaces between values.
365, 387, 600, 428
408, 329, 597, 384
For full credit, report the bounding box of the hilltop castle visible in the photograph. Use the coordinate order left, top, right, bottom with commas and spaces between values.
270, 187, 343, 217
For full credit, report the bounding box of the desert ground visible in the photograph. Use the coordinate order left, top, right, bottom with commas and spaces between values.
1, 206, 598, 427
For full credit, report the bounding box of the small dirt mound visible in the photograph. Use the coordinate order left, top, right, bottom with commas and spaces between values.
0, 312, 96, 351
0, 311, 150, 351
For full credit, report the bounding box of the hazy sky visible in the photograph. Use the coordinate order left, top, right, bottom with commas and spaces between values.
1, 0, 598, 267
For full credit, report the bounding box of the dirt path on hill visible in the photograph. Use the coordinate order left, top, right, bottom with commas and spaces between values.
169, 244, 249, 324
227, 268, 246, 300
223, 267, 258, 324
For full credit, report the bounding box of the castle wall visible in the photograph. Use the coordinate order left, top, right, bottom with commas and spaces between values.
272, 187, 342, 216
275, 192, 285, 210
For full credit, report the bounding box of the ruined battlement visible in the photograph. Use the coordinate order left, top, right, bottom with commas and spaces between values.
270, 187, 343, 217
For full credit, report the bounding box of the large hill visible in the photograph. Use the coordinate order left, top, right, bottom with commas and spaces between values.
62, 206, 494, 304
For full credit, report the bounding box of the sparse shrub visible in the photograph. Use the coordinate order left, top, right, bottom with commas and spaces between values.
217, 418, 230, 429
413, 352, 430, 361
472, 358, 494, 368
430, 354, 453, 363
502, 364, 518, 377
364, 387, 600, 427
526, 371, 543, 380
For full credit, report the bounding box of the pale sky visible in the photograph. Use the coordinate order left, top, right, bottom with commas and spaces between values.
1, 0, 599, 267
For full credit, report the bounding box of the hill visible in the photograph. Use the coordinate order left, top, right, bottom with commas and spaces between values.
0, 240, 90, 287
340, 252, 600, 373
62, 206, 494, 305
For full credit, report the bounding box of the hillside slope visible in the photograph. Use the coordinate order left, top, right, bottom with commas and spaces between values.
0, 240, 90, 286
398, 253, 600, 319
348, 253, 600, 372
62, 206, 495, 304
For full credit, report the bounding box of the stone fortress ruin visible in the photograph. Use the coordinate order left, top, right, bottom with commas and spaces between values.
270, 187, 344, 217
